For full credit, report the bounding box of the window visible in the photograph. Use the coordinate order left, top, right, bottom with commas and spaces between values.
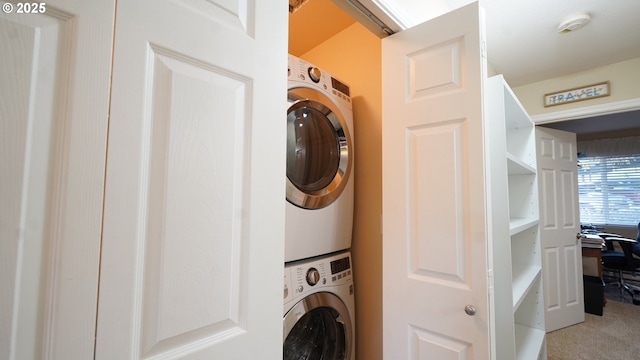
578, 154, 640, 226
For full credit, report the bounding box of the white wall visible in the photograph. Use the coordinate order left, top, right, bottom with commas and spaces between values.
513, 57, 640, 117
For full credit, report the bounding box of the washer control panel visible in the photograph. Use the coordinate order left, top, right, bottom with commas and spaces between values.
287, 54, 351, 108
284, 251, 352, 304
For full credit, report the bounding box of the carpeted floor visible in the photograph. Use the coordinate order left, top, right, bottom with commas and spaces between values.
546, 295, 640, 360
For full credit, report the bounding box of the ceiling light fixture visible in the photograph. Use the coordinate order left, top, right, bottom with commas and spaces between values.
558, 12, 591, 33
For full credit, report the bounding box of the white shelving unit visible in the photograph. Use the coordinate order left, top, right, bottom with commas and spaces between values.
486, 75, 546, 360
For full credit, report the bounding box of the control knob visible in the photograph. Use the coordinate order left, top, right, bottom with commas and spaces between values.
306, 267, 320, 286
308, 67, 321, 83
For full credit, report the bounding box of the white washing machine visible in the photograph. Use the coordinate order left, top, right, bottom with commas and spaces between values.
286, 54, 354, 262
283, 251, 355, 360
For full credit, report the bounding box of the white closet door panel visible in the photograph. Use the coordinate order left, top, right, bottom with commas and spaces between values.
409, 123, 468, 280
96, 0, 287, 359
140, 49, 250, 355
0, 2, 112, 358
382, 3, 489, 359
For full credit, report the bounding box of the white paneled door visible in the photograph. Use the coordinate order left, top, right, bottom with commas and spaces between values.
95, 0, 288, 359
382, 3, 490, 359
3, 0, 287, 359
535, 127, 583, 332
1, 1, 113, 358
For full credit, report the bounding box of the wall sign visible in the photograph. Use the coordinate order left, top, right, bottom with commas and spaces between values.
544, 81, 610, 107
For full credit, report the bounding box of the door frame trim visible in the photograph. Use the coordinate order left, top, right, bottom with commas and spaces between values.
531, 97, 640, 124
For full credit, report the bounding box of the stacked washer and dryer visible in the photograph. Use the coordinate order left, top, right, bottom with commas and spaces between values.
283, 54, 356, 360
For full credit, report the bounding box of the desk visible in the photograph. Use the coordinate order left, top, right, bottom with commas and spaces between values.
582, 247, 606, 307
582, 247, 603, 278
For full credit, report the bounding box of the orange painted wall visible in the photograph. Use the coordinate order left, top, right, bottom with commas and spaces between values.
299, 23, 383, 360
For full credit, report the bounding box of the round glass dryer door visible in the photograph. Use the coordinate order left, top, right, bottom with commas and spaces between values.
283, 292, 352, 360
286, 87, 352, 209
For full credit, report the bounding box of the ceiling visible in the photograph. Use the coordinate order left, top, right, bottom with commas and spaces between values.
289, 0, 640, 134
481, 0, 640, 88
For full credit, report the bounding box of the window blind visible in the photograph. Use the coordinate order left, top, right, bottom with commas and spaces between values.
578, 154, 640, 226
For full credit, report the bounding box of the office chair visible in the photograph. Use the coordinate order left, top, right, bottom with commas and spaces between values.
632, 221, 640, 258
601, 235, 640, 305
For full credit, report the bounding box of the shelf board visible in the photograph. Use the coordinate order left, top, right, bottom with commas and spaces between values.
512, 265, 541, 312
509, 218, 539, 236
507, 153, 536, 175
515, 323, 545, 360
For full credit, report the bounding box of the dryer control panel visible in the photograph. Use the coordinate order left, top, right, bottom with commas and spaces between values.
287, 54, 352, 109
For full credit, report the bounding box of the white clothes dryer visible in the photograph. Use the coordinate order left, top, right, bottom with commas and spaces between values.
286, 55, 354, 262
283, 251, 355, 360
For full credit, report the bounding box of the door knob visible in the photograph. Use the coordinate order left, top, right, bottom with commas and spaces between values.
576, 233, 586, 244
464, 305, 476, 316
